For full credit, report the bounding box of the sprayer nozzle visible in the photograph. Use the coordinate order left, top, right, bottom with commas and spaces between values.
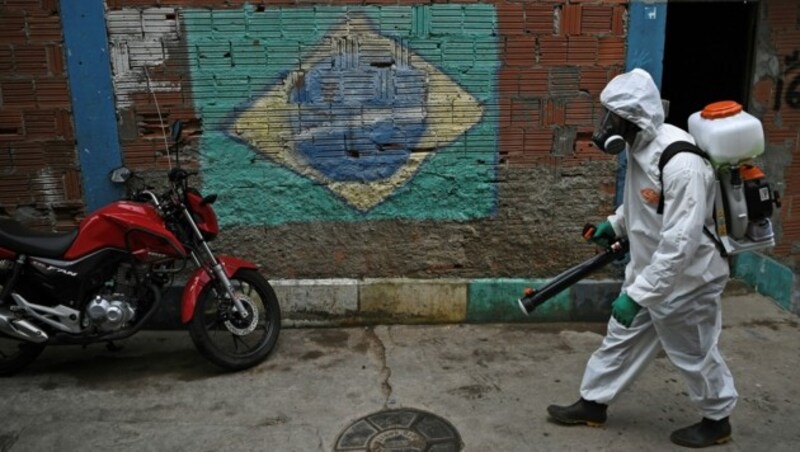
518, 298, 531, 316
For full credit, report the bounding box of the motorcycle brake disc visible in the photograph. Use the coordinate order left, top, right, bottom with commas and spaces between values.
223, 296, 259, 336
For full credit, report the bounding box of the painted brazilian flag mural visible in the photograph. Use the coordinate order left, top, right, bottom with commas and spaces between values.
183, 5, 499, 225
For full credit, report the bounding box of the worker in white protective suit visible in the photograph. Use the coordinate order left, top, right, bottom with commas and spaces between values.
546, 68, 737, 448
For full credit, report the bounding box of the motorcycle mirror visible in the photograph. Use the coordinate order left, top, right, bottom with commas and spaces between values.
109, 166, 132, 184
170, 120, 183, 143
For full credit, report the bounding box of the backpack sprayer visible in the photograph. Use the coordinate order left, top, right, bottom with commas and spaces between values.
518, 101, 780, 314
688, 100, 780, 255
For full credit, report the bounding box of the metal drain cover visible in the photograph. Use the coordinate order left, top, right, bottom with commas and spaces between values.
334, 408, 463, 452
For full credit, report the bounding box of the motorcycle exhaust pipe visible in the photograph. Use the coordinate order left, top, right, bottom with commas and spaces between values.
0, 310, 48, 343
518, 238, 629, 315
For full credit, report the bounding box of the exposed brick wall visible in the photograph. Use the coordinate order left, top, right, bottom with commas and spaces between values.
105, 5, 200, 170
6, 1, 800, 279
751, 0, 800, 270
98, 0, 625, 278
0, 0, 83, 229
106, 0, 624, 171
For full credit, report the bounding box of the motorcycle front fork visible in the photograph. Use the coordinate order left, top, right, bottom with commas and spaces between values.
189, 254, 248, 324
181, 206, 249, 319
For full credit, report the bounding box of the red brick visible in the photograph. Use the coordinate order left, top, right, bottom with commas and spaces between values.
764, 124, 798, 147
574, 139, 609, 160
1, 80, 36, 108
0, 174, 33, 204
34, 77, 71, 107
3, 0, 40, 12
504, 36, 537, 68
561, 4, 581, 36
565, 95, 594, 128
766, 0, 799, 31
40, 0, 60, 14
544, 99, 566, 126
498, 69, 520, 97
0, 46, 13, 74
497, 3, 526, 35
523, 128, 553, 156
500, 127, 524, 155
597, 36, 625, 66
3, 140, 45, 168
46, 45, 66, 75
518, 68, 548, 97
40, 139, 76, 168
0, 111, 24, 138
525, 5, 555, 35
579, 67, 611, 95
55, 109, 73, 139
772, 31, 800, 56
549, 67, 579, 96
122, 139, 160, 167
0, 12, 27, 44
26, 13, 63, 43
538, 36, 568, 66
567, 36, 598, 66
510, 98, 542, 126
62, 168, 83, 201
498, 98, 512, 128
581, 5, 613, 35
611, 6, 626, 36
23, 110, 56, 137
13, 45, 49, 75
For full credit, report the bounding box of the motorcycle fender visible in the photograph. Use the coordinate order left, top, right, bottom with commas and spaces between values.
180, 256, 259, 324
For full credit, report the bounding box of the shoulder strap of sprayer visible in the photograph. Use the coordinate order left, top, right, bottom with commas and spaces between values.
657, 141, 728, 258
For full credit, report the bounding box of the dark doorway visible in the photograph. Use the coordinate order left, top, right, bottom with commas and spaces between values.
661, 1, 759, 131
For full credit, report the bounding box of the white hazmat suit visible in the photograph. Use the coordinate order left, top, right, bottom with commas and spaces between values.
579, 69, 738, 420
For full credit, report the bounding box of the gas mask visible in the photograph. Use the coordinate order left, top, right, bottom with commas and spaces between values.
592, 110, 637, 155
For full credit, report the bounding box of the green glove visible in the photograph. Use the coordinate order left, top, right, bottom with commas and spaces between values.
611, 293, 641, 328
591, 220, 617, 247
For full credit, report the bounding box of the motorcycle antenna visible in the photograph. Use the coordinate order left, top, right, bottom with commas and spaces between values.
143, 65, 173, 170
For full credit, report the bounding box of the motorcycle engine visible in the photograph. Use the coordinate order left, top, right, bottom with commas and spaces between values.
86, 294, 136, 332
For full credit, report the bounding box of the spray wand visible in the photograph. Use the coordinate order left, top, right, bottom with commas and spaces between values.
517, 224, 629, 315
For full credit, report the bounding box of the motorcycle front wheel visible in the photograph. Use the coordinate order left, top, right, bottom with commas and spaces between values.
188, 269, 281, 371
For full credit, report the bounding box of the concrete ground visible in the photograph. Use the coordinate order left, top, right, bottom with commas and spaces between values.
1, 287, 798, 451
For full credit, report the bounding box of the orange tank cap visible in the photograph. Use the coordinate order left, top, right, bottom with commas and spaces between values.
701, 100, 743, 119
741, 164, 765, 181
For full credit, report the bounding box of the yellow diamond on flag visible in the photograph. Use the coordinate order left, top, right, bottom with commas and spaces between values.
231, 14, 483, 211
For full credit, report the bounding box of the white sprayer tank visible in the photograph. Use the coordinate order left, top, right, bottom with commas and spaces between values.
687, 100, 764, 165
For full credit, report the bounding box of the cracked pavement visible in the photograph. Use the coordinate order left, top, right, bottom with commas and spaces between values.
1, 290, 799, 451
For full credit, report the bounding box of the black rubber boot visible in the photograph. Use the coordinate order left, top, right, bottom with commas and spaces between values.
546, 398, 607, 427
670, 417, 732, 448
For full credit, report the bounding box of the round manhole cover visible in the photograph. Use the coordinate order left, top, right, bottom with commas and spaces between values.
334, 408, 463, 452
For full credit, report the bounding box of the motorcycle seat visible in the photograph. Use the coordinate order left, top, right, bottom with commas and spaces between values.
0, 219, 78, 259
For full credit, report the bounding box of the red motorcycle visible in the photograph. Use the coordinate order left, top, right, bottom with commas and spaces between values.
0, 123, 281, 375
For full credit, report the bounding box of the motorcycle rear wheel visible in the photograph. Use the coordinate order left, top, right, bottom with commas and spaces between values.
0, 336, 45, 376
188, 269, 281, 371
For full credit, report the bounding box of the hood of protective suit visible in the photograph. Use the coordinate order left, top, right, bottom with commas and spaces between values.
599, 68, 664, 145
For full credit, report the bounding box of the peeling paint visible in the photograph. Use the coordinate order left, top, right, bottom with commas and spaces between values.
107, 8, 181, 108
